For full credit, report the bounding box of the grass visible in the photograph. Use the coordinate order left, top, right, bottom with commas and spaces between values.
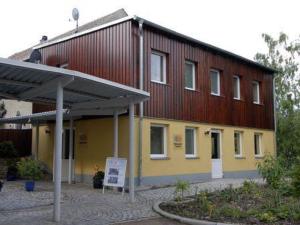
160, 181, 300, 224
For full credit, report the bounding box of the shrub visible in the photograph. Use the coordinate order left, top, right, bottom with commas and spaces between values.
257, 155, 285, 189
174, 180, 190, 201
17, 158, 43, 181
0, 141, 18, 158
291, 158, 300, 197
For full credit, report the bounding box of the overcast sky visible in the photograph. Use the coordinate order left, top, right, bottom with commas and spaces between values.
0, 0, 299, 60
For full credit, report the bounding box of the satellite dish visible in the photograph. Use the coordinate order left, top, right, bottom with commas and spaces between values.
72, 8, 79, 21
72, 8, 79, 33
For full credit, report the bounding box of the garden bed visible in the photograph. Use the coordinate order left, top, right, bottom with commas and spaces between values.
159, 181, 300, 225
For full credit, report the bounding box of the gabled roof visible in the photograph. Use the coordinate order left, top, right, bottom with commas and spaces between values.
8, 9, 128, 61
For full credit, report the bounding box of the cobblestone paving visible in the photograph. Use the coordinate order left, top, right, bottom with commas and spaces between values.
0, 179, 261, 225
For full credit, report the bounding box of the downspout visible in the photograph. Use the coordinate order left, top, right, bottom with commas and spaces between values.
137, 19, 144, 186
273, 75, 277, 156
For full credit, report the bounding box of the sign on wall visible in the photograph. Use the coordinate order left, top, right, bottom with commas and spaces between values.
103, 157, 127, 188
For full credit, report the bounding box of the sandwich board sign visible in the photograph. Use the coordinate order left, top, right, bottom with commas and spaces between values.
103, 157, 127, 194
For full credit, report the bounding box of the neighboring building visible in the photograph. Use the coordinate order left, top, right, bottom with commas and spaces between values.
0, 100, 32, 129
11, 9, 276, 185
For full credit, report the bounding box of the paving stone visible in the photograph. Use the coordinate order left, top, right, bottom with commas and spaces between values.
0, 178, 262, 225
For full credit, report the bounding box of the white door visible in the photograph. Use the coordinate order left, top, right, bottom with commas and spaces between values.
211, 131, 223, 178
61, 129, 75, 182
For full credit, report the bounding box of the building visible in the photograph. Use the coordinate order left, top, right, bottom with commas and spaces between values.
9, 9, 276, 186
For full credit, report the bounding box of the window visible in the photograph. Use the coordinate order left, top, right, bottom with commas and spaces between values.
234, 131, 242, 157
185, 127, 196, 157
210, 69, 220, 95
184, 61, 196, 90
151, 51, 166, 83
150, 125, 167, 158
252, 81, 260, 104
233, 75, 241, 100
254, 133, 262, 156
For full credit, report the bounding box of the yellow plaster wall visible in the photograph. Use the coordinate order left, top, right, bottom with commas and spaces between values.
33, 117, 275, 179
141, 118, 276, 177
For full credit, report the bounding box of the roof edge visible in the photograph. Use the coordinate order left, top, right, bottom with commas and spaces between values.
133, 16, 276, 74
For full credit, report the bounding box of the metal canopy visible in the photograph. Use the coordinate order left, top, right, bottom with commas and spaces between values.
0, 57, 149, 109
0, 57, 149, 222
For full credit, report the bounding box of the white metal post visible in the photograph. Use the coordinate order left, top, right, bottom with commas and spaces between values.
68, 118, 73, 184
129, 103, 135, 202
35, 123, 39, 160
54, 81, 63, 222
113, 111, 119, 157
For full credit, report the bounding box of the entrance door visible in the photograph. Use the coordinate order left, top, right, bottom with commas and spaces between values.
211, 131, 223, 178
61, 129, 75, 182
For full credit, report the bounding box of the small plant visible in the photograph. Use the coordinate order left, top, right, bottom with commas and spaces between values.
0, 141, 18, 158
257, 154, 285, 189
17, 158, 42, 181
257, 212, 277, 223
174, 180, 190, 201
93, 165, 105, 189
291, 158, 300, 197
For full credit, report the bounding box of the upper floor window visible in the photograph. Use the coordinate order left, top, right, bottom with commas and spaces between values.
254, 133, 262, 156
233, 75, 241, 100
185, 127, 197, 157
210, 69, 220, 96
150, 124, 167, 158
234, 131, 242, 157
151, 51, 166, 84
252, 81, 260, 104
184, 61, 196, 90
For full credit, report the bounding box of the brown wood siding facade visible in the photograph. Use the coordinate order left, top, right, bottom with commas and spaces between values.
37, 20, 274, 130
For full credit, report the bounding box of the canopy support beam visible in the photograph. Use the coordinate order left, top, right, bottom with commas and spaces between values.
68, 118, 74, 184
113, 111, 119, 157
53, 81, 63, 222
129, 103, 135, 202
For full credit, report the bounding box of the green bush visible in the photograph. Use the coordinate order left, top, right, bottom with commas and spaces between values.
0, 141, 18, 158
257, 155, 285, 189
291, 158, 300, 197
174, 180, 190, 201
17, 158, 43, 181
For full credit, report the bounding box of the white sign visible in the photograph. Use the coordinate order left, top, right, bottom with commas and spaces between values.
103, 157, 127, 188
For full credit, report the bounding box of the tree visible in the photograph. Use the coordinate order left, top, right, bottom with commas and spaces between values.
255, 33, 300, 166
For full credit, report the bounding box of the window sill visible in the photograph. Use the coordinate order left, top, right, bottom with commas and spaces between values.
185, 87, 196, 91
151, 80, 167, 85
235, 156, 245, 159
150, 156, 170, 160
255, 155, 265, 159
253, 102, 264, 106
185, 156, 199, 160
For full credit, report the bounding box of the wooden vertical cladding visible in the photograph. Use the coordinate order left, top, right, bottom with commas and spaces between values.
38, 20, 274, 130
132, 22, 274, 130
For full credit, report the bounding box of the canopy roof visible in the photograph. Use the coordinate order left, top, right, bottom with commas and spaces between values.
0, 57, 149, 123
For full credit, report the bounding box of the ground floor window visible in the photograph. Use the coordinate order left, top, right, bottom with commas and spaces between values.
185, 127, 196, 157
234, 131, 242, 157
150, 124, 167, 158
254, 133, 262, 156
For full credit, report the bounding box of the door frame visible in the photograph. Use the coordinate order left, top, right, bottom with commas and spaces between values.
211, 129, 223, 178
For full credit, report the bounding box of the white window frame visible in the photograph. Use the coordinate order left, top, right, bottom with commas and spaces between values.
151, 50, 167, 84
150, 124, 167, 159
184, 60, 196, 90
210, 69, 221, 96
233, 75, 241, 100
254, 133, 263, 157
252, 81, 260, 104
185, 127, 197, 158
234, 131, 243, 157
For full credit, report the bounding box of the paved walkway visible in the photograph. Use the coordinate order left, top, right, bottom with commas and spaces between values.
0, 179, 261, 225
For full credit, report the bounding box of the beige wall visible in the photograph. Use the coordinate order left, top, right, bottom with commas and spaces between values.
32, 117, 275, 182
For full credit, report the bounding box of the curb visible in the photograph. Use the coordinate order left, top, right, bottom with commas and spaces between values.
153, 201, 233, 225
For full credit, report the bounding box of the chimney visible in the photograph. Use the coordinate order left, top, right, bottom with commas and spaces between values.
40, 35, 48, 43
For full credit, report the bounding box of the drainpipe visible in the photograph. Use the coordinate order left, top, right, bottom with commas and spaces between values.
273, 75, 277, 156
137, 19, 144, 186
